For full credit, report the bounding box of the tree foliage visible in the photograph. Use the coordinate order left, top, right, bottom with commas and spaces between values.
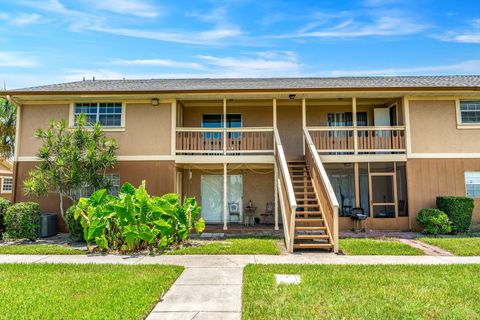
0, 98, 16, 159
24, 114, 117, 221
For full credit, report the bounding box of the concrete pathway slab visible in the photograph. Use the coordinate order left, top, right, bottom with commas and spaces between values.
176, 267, 243, 285
153, 284, 241, 312
140, 255, 254, 267
0, 254, 49, 263
398, 239, 453, 256
36, 254, 143, 265
193, 311, 241, 319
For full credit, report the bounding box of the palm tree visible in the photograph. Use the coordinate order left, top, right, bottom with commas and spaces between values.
0, 99, 16, 159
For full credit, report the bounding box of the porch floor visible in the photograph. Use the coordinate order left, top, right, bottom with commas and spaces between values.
202, 223, 283, 235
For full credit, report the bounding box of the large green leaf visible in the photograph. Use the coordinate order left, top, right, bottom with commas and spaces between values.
119, 182, 135, 195
194, 218, 206, 233
86, 219, 106, 241
89, 189, 108, 205
122, 225, 139, 247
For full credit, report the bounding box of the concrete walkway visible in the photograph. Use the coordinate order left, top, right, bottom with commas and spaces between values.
2, 253, 480, 266
2, 253, 480, 320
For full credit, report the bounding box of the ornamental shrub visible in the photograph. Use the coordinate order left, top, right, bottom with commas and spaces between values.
0, 197, 10, 232
417, 208, 452, 235
75, 181, 205, 253
65, 205, 83, 241
3, 202, 40, 240
436, 196, 474, 233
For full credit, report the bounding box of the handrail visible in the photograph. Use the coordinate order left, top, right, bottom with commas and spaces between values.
303, 127, 339, 253
176, 127, 274, 132
274, 128, 297, 252
308, 125, 405, 131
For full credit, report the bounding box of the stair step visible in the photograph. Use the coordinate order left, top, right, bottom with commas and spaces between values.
294, 192, 315, 195
296, 218, 325, 223
294, 243, 333, 249
297, 204, 319, 207
295, 226, 326, 230
295, 234, 330, 239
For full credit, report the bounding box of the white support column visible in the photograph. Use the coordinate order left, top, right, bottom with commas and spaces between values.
171, 100, 177, 157
274, 162, 279, 230
403, 96, 412, 156
223, 163, 228, 230
273, 98, 277, 128
352, 97, 358, 155
302, 97, 306, 155
223, 98, 227, 156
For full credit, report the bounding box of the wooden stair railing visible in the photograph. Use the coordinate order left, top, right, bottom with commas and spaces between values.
274, 129, 297, 252
302, 127, 340, 253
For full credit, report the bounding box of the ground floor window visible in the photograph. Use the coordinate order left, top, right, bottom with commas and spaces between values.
1, 177, 12, 193
325, 162, 407, 218
465, 172, 480, 197
71, 173, 120, 199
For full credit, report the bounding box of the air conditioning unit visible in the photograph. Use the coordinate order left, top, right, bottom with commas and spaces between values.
38, 213, 58, 238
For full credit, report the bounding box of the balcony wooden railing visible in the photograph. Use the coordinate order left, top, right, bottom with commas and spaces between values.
303, 127, 339, 253
176, 127, 274, 155
274, 128, 297, 252
308, 126, 406, 154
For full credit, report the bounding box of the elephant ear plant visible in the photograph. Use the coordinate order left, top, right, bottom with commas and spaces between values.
75, 181, 205, 253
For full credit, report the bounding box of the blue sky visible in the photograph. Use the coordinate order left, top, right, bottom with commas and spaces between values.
1, 0, 480, 88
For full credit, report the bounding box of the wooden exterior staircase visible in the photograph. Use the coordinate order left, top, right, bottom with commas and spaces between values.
288, 161, 334, 250
274, 127, 339, 253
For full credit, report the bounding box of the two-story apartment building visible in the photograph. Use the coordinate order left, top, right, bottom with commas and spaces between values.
4, 76, 480, 252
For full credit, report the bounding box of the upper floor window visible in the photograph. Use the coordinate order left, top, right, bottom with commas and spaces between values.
74, 102, 123, 127
465, 172, 480, 198
1, 177, 12, 193
202, 114, 242, 128
459, 100, 480, 124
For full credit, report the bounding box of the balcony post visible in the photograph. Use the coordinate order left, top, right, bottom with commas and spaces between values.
274, 162, 279, 230
223, 98, 227, 155
223, 162, 228, 230
302, 98, 306, 155
171, 100, 177, 157
352, 97, 358, 155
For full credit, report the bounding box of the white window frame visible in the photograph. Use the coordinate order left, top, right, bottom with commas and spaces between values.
1, 176, 13, 194
465, 171, 480, 198
456, 99, 480, 129
69, 102, 126, 131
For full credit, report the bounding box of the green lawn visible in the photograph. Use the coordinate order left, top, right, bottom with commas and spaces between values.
243, 264, 480, 320
418, 237, 480, 256
0, 264, 183, 320
166, 237, 281, 255
0, 244, 85, 255
340, 238, 423, 255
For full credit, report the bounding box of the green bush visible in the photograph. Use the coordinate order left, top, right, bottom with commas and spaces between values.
3, 202, 40, 240
436, 196, 475, 233
65, 205, 83, 241
75, 181, 205, 253
417, 208, 452, 235
0, 198, 10, 232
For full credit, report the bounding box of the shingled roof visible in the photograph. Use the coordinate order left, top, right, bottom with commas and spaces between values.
7, 75, 480, 94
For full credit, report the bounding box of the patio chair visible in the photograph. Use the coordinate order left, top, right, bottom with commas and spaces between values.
260, 202, 274, 224
228, 202, 241, 223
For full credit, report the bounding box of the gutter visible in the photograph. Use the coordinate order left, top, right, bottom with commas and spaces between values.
3, 86, 480, 96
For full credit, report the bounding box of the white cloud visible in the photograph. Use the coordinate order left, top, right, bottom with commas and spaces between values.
0, 52, 39, 67
277, 15, 426, 39
437, 19, 480, 43
110, 58, 203, 69
319, 60, 480, 77
89, 25, 243, 45
88, 0, 161, 18
0, 12, 44, 26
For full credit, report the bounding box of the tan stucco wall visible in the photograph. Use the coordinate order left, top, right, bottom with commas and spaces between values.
182, 166, 275, 222
407, 158, 480, 231
18, 103, 172, 157
409, 100, 480, 153
14, 160, 176, 231
182, 105, 273, 127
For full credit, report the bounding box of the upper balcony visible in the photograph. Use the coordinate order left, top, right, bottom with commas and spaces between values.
174, 97, 407, 162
